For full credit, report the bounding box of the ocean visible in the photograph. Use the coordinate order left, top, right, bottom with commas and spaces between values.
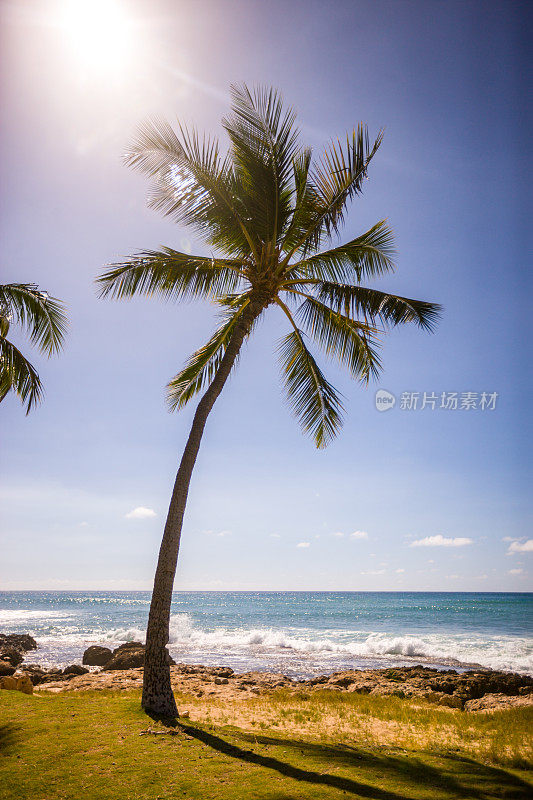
1, 591, 531, 677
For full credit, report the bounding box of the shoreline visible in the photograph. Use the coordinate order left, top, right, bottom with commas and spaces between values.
2, 633, 533, 712
24, 662, 533, 713
17, 659, 533, 713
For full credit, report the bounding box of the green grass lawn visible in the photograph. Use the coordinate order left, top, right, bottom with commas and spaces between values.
1, 689, 532, 800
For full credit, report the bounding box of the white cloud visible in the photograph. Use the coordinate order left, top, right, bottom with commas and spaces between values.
125, 506, 156, 519
507, 539, 533, 555
395, 568, 405, 574
297, 542, 310, 548
361, 568, 385, 576
410, 535, 473, 548
79, 521, 89, 528
350, 530, 368, 540
502, 536, 515, 542
269, 533, 281, 539
508, 568, 524, 575
204, 529, 231, 538
331, 532, 344, 538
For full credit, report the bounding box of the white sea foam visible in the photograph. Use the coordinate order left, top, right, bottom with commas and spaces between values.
102, 626, 146, 643
0, 609, 74, 624
100, 613, 533, 675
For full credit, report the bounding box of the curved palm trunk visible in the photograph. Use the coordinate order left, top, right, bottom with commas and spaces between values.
142, 302, 262, 716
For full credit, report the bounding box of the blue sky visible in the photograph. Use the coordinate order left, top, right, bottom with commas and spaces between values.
0, 0, 531, 591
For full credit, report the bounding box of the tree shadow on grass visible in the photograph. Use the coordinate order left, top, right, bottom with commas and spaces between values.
0, 724, 22, 756
145, 713, 532, 800
238, 732, 533, 800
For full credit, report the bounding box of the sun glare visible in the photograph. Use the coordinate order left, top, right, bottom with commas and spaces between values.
58, 0, 133, 77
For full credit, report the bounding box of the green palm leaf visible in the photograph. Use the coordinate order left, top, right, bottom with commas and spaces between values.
0, 283, 67, 356
223, 84, 301, 246
0, 336, 44, 414
285, 220, 396, 283
277, 328, 344, 449
281, 125, 383, 260
295, 295, 382, 381
281, 148, 321, 255
314, 282, 442, 332
125, 119, 255, 257
96, 249, 245, 301
311, 125, 383, 239
166, 296, 252, 411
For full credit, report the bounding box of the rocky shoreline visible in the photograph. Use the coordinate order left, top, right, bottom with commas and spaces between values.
1, 633, 532, 713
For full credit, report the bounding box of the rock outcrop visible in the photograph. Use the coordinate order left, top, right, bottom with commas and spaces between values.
103, 641, 175, 671
0, 660, 16, 676
1, 649, 527, 714
0, 673, 33, 694
0, 646, 25, 668
0, 634, 39, 674
464, 693, 533, 712
82, 646, 113, 666
0, 634, 37, 652
63, 664, 89, 676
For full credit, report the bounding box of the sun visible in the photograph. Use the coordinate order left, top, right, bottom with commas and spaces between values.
57, 0, 133, 77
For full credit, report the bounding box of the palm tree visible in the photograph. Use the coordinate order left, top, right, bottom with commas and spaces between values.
97, 85, 441, 717
0, 283, 67, 413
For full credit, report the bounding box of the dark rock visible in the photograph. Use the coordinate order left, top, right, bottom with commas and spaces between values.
38, 671, 71, 684
438, 694, 463, 709
103, 642, 175, 671
63, 664, 89, 676
18, 665, 51, 685
0, 660, 15, 676
0, 634, 37, 652
0, 647, 24, 667
465, 693, 533, 712
82, 646, 113, 666
208, 666, 234, 678
327, 673, 356, 688
104, 649, 145, 670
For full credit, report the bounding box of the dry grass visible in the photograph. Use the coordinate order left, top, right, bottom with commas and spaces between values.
172, 687, 533, 769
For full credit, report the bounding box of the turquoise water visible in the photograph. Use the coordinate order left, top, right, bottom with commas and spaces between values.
0, 591, 531, 676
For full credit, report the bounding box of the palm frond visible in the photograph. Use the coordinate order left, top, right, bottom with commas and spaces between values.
166, 296, 252, 410
311, 125, 383, 240
295, 294, 382, 382
223, 84, 301, 246
285, 220, 395, 283
281, 148, 322, 254
314, 282, 442, 332
0, 336, 43, 413
276, 299, 343, 448
125, 119, 255, 257
282, 125, 383, 260
96, 249, 246, 301
0, 283, 67, 356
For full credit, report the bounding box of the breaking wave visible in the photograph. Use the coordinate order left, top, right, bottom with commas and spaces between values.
101, 613, 533, 675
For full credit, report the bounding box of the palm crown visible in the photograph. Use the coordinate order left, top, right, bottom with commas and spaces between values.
98, 85, 440, 447
0, 283, 67, 413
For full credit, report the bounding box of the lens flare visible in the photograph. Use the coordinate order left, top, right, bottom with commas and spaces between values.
58, 0, 133, 77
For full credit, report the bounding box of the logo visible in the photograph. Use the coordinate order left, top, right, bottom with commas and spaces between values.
375, 389, 396, 412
